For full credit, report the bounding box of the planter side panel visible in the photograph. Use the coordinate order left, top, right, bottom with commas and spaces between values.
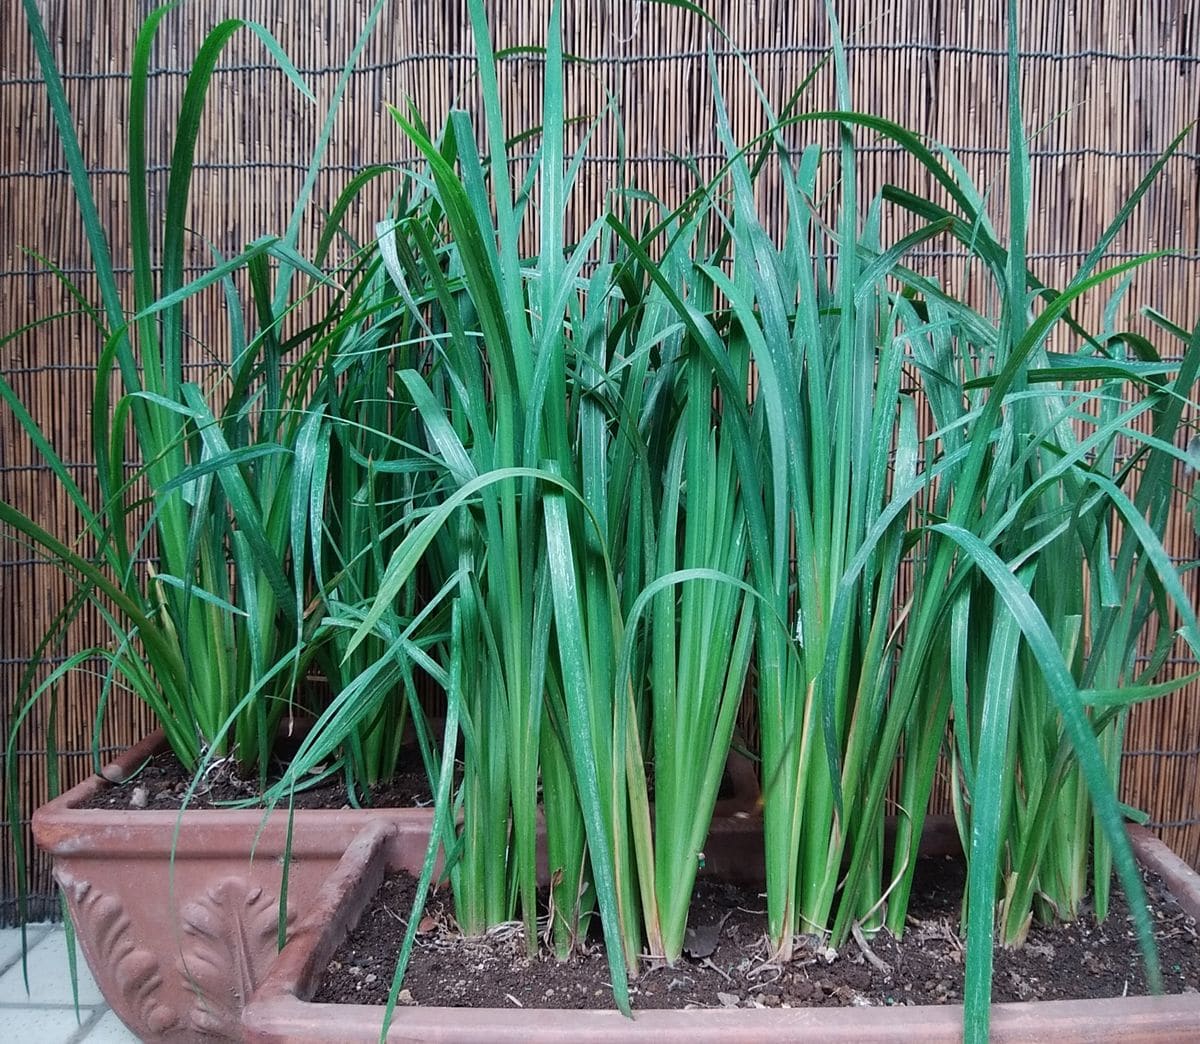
32, 736, 433, 1043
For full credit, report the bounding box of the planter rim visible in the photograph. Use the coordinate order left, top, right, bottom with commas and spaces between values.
244, 819, 1200, 1043
243, 992, 1200, 1042
31, 729, 436, 860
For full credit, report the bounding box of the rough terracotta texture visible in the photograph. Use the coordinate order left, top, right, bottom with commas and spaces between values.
1129, 825, 1200, 923
32, 732, 439, 1043
243, 822, 1200, 1043
33, 731, 762, 1042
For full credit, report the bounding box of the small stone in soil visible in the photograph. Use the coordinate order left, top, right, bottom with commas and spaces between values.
100, 763, 126, 783
683, 924, 721, 958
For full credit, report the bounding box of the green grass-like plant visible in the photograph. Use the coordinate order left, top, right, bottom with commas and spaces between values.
6, 4, 1198, 1044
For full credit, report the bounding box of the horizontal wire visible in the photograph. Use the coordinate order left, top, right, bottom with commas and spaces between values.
4, 141, 1198, 182
1, 40, 1198, 89
1, 247, 1196, 281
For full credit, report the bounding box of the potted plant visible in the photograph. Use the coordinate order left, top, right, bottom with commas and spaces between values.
251, 0, 1199, 1038
6, 2, 458, 1038
8, 0, 1199, 1040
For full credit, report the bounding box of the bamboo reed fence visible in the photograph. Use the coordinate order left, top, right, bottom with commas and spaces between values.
0, 0, 1197, 924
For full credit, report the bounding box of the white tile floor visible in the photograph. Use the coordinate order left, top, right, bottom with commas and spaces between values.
0, 925, 139, 1042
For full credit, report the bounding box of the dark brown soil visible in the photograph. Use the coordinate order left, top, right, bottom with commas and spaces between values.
314, 856, 1200, 1010
81, 742, 755, 815
78, 749, 432, 811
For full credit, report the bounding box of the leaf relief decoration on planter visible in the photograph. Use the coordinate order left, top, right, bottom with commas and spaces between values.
54, 867, 180, 1036
177, 876, 290, 1038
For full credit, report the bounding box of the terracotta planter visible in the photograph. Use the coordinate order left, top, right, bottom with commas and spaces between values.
242, 821, 1200, 1043
31, 731, 440, 1042
32, 731, 762, 1042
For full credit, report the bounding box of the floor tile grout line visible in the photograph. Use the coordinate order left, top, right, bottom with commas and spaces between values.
0, 924, 52, 978
63, 1005, 108, 1044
